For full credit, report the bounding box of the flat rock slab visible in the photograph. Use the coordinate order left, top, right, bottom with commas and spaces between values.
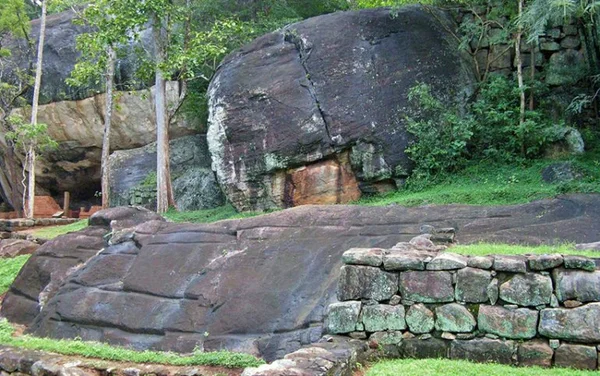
4, 194, 600, 361
539, 303, 600, 342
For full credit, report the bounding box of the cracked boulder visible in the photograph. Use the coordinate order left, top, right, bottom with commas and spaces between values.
207, 6, 475, 211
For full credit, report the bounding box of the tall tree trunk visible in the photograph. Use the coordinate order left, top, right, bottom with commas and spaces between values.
101, 46, 116, 209
153, 16, 174, 214
27, 0, 47, 218
515, 0, 526, 157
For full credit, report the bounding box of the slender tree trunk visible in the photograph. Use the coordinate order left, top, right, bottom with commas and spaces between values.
101, 46, 116, 209
153, 16, 174, 214
515, 0, 526, 157
27, 0, 47, 218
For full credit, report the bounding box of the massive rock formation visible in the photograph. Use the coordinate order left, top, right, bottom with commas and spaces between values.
108, 135, 225, 211
2, 11, 200, 203
208, 6, 476, 211
3, 194, 599, 361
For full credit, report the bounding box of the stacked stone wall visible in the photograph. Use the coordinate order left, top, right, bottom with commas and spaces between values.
326, 245, 600, 370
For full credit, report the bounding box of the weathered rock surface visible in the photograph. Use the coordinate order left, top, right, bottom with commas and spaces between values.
0, 239, 39, 258
499, 274, 553, 307
455, 267, 492, 303
538, 303, 600, 342
399, 271, 454, 303
450, 338, 516, 365
4, 195, 600, 360
108, 135, 224, 210
326, 302, 361, 334
553, 269, 600, 303
207, 6, 475, 211
3, 11, 198, 200
554, 344, 597, 370
517, 340, 553, 368
361, 304, 406, 332
434, 304, 476, 333
477, 305, 538, 339
337, 266, 398, 302
405, 304, 434, 334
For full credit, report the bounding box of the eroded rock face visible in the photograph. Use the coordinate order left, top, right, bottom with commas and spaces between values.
4, 194, 600, 361
4, 11, 199, 200
207, 6, 475, 211
108, 135, 224, 211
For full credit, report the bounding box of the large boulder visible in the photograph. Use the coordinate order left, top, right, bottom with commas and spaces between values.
207, 6, 476, 211
3, 194, 600, 361
108, 135, 225, 211
3, 11, 199, 201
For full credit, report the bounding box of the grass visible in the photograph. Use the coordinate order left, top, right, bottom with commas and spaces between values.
0, 319, 264, 368
449, 243, 600, 258
365, 359, 598, 376
0, 255, 30, 295
164, 204, 272, 223
356, 153, 600, 207
31, 220, 88, 239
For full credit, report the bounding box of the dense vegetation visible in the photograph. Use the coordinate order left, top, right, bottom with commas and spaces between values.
0, 255, 29, 294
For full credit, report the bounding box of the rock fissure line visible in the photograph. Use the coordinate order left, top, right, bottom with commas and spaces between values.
283, 30, 334, 144
48, 316, 168, 336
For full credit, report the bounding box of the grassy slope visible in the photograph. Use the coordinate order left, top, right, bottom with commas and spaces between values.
366, 359, 597, 376
0, 255, 30, 295
450, 243, 599, 258
0, 318, 263, 367
29, 220, 88, 240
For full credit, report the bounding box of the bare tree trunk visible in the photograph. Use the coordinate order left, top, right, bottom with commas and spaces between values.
101, 46, 116, 209
516, 0, 526, 158
27, 0, 47, 218
153, 16, 174, 214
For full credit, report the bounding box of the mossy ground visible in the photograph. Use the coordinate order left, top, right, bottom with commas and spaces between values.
363, 358, 598, 376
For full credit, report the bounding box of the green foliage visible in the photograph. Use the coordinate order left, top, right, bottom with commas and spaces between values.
405, 77, 559, 182
0, 255, 30, 295
450, 242, 599, 258
366, 358, 599, 375
31, 220, 88, 239
405, 83, 475, 179
0, 0, 29, 40
0, 318, 264, 368
5, 114, 58, 153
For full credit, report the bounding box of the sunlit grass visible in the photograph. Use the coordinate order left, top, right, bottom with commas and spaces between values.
31, 220, 88, 239
449, 243, 599, 258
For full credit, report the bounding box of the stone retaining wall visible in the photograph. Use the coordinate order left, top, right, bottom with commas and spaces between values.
326, 242, 600, 370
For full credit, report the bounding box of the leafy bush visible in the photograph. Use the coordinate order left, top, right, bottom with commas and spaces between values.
405, 77, 560, 183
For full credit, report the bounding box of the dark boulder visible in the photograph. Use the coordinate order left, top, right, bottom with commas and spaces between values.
207, 6, 476, 211
108, 135, 225, 211
3, 194, 598, 361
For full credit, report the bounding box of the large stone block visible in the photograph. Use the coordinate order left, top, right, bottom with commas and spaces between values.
553, 268, 600, 303
326, 302, 361, 334
426, 253, 467, 270
517, 340, 553, 368
398, 271, 454, 303
450, 338, 516, 365
455, 267, 491, 303
435, 304, 476, 333
493, 255, 527, 273
399, 338, 449, 359
478, 305, 538, 339
528, 254, 563, 271
538, 303, 600, 342
499, 273, 552, 306
554, 344, 597, 370
405, 303, 435, 334
342, 248, 384, 267
337, 265, 398, 302
361, 304, 406, 332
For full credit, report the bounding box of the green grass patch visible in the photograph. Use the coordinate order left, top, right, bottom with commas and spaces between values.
164, 204, 272, 224
356, 153, 600, 207
0, 319, 263, 368
365, 358, 597, 375
31, 220, 88, 240
449, 243, 599, 258
0, 255, 30, 295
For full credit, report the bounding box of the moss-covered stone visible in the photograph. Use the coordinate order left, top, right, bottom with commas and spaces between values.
499, 273, 552, 307
326, 301, 361, 334
435, 303, 476, 333
362, 304, 406, 332
478, 305, 538, 339
405, 303, 434, 334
